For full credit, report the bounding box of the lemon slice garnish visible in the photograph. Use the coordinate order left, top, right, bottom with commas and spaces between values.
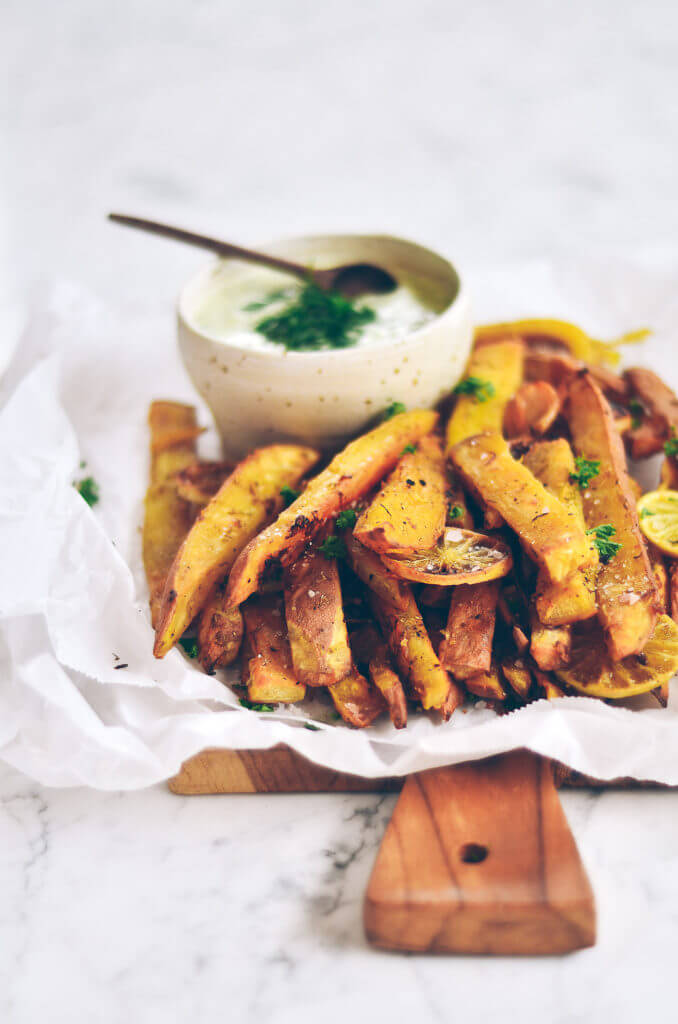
556, 614, 678, 698
379, 528, 513, 586
637, 490, 678, 558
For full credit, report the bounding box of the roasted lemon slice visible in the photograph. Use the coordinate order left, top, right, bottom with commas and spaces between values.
556, 614, 678, 698
637, 490, 678, 557
379, 528, 513, 586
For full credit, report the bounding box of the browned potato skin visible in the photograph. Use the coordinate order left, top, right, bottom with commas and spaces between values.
568, 373, 660, 660
328, 667, 386, 727
284, 547, 353, 687
225, 410, 438, 609
533, 670, 565, 700
354, 435, 447, 554
368, 654, 408, 729
175, 461, 233, 505
624, 367, 678, 459
241, 595, 305, 703
439, 582, 499, 678
450, 432, 592, 584
464, 665, 507, 702
154, 444, 319, 658
143, 402, 199, 628
523, 439, 598, 627
529, 607, 572, 671
198, 590, 243, 673
344, 533, 410, 613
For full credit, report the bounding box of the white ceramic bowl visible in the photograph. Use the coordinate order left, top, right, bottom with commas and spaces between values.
177, 233, 473, 458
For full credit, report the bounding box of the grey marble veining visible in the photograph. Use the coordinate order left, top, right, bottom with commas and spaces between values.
3, 0, 678, 1020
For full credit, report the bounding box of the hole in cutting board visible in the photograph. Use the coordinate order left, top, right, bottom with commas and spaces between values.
459, 842, 489, 864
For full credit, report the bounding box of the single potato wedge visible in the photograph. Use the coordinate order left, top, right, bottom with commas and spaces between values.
154, 444, 319, 658
354, 434, 447, 553
349, 623, 408, 728
225, 409, 437, 608
328, 667, 386, 728
143, 402, 200, 628
464, 665, 508, 703
284, 546, 353, 687
439, 581, 500, 678
501, 657, 534, 702
197, 589, 244, 673
529, 607, 572, 671
450, 432, 592, 584
241, 595, 305, 704
503, 381, 561, 439
568, 373, 660, 660
523, 439, 598, 626
446, 339, 525, 451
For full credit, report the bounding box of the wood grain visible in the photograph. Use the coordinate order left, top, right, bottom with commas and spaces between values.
363, 750, 596, 954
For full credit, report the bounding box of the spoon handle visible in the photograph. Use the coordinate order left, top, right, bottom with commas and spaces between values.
108, 213, 311, 282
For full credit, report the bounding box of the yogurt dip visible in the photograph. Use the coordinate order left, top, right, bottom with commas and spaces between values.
187, 262, 439, 353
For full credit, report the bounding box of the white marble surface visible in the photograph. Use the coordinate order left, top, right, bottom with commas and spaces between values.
3, 0, 678, 1020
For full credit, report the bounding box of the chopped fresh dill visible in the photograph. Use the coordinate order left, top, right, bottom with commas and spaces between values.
254, 282, 375, 351
629, 398, 645, 430
382, 401, 406, 420
449, 504, 463, 521
178, 637, 199, 658
453, 376, 496, 403
304, 722, 321, 731
570, 456, 600, 490
280, 484, 300, 507
586, 523, 621, 563
73, 475, 100, 507
239, 697, 275, 712
318, 535, 347, 560
401, 443, 417, 455
336, 508, 358, 530
243, 288, 292, 312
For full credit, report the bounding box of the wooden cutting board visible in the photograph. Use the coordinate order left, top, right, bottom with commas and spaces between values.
171, 745, 665, 955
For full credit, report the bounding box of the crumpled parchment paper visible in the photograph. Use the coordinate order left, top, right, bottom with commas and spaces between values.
3, 252, 678, 789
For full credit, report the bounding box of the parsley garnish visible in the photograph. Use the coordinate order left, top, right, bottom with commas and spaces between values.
449, 505, 463, 521
179, 637, 199, 658
640, 507, 655, 519
318, 535, 347, 560
570, 456, 600, 490
587, 524, 621, 563
336, 508, 358, 530
453, 376, 496, 403
401, 443, 417, 455
382, 401, 406, 420
304, 722, 321, 731
280, 485, 300, 507
664, 435, 678, 458
629, 398, 644, 430
239, 698, 275, 712
254, 282, 375, 351
73, 475, 100, 507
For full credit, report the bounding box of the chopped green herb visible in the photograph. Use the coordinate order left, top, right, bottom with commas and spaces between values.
449, 504, 463, 521
73, 476, 100, 507
254, 282, 375, 351
382, 401, 406, 420
243, 288, 291, 312
239, 698, 275, 712
586, 524, 621, 564
640, 507, 655, 519
401, 443, 417, 455
178, 637, 199, 658
629, 398, 645, 430
280, 484, 300, 507
304, 722, 321, 731
664, 435, 678, 458
453, 376, 496, 403
318, 535, 347, 560
336, 508, 358, 530
570, 456, 601, 490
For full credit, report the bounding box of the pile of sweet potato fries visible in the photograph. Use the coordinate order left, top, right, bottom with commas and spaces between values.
143, 319, 678, 728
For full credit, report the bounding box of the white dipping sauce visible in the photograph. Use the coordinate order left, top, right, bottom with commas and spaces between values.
188, 262, 437, 353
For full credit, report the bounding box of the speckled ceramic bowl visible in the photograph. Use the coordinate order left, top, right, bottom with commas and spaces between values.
177, 234, 473, 458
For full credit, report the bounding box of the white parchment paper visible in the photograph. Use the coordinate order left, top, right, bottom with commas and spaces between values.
3, 253, 678, 789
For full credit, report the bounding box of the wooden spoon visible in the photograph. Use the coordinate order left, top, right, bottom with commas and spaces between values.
108, 213, 397, 299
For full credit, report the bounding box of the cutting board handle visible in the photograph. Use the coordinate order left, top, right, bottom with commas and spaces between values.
364, 749, 595, 954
